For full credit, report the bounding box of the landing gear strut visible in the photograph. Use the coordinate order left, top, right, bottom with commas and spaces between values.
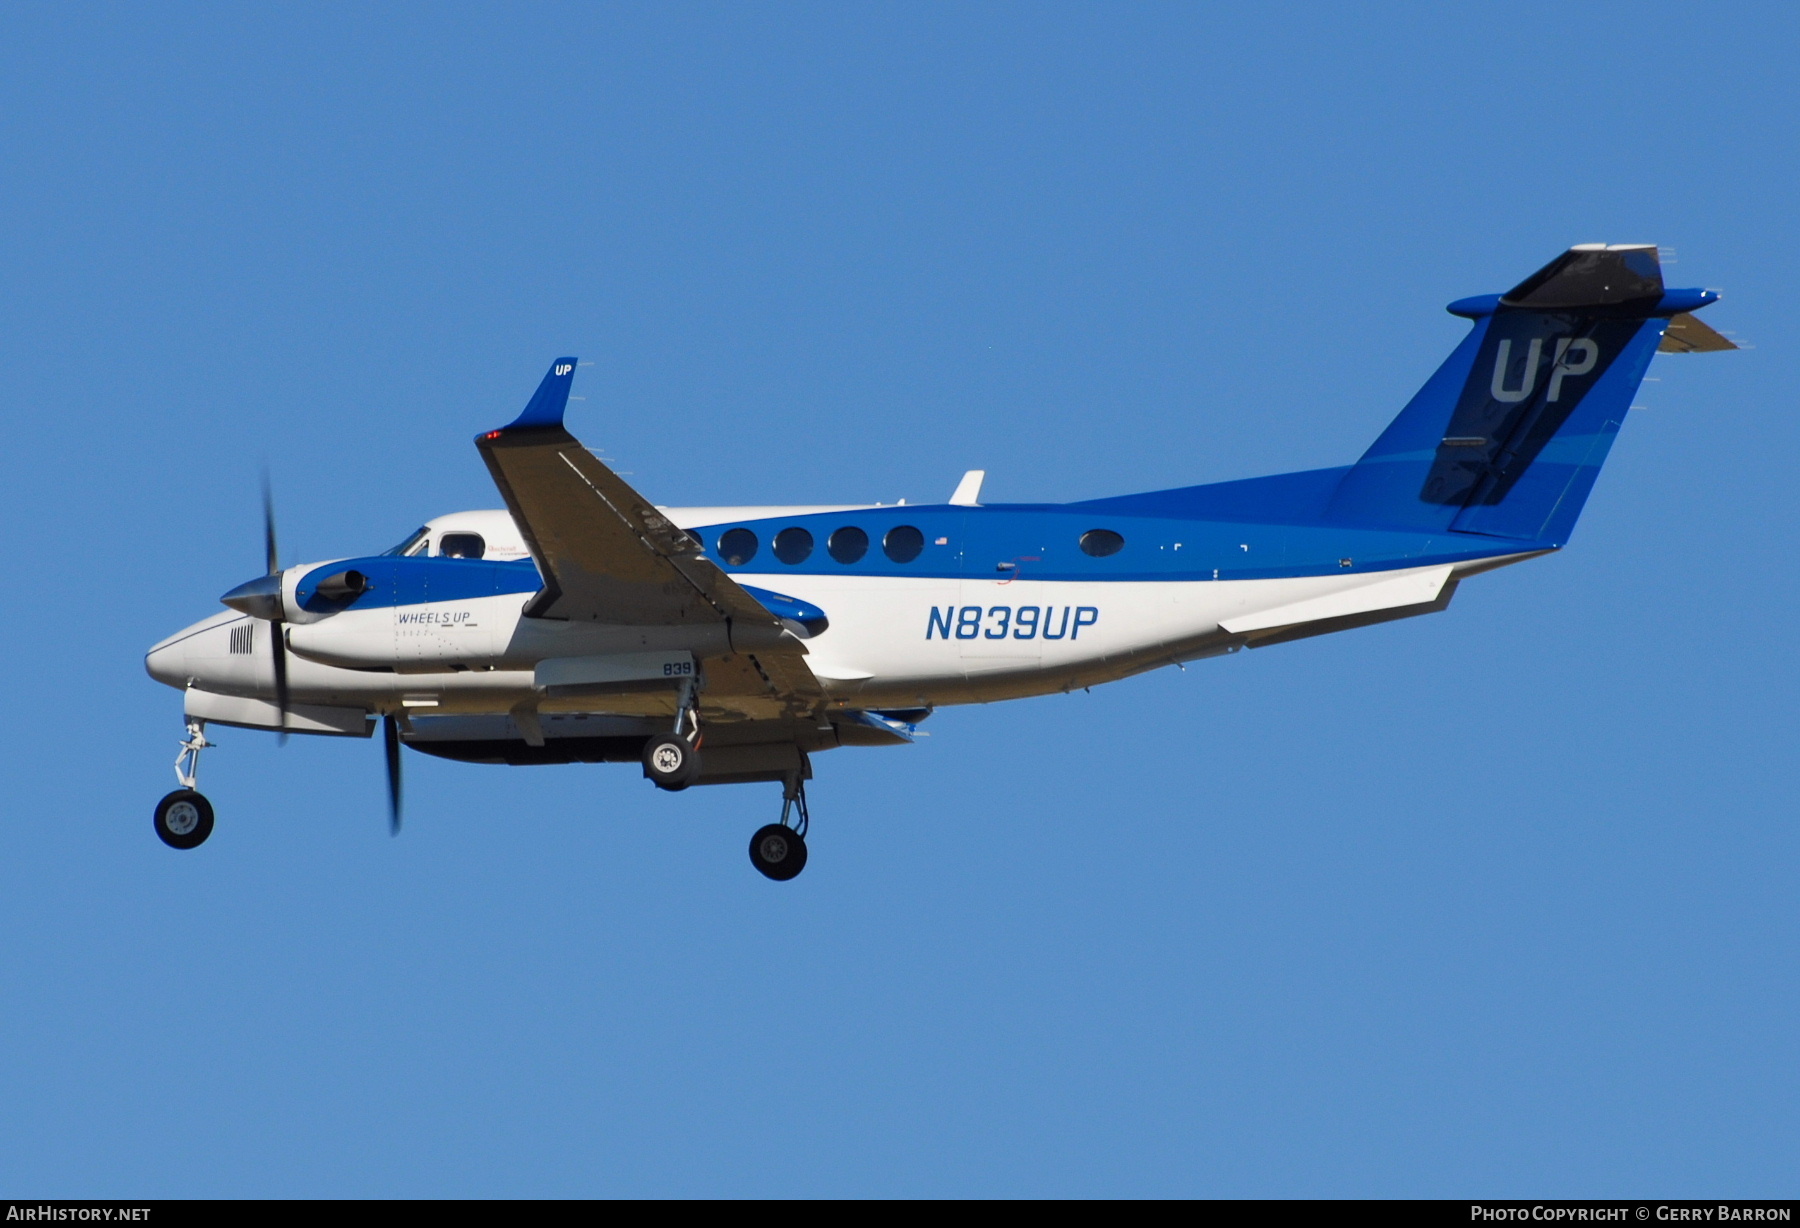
155, 719, 216, 849
749, 776, 809, 881
642, 676, 702, 791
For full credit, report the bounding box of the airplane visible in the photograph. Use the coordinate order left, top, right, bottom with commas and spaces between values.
145, 244, 1736, 879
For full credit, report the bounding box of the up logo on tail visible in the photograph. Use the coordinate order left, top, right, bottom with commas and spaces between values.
1490, 337, 1599, 403
554, 363, 573, 377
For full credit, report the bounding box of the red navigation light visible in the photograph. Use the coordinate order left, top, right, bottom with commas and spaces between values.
483, 430, 503, 440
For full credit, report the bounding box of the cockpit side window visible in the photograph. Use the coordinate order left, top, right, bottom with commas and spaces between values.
438, 532, 485, 559
383, 527, 429, 557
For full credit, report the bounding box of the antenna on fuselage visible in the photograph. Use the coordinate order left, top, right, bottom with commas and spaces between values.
948, 470, 986, 506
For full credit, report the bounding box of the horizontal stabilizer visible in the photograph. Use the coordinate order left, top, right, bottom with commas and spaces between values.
1659, 312, 1737, 353
1501, 244, 1663, 312
833, 710, 918, 745
1220, 565, 1453, 634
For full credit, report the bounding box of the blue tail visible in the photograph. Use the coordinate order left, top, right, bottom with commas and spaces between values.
1325, 246, 1716, 544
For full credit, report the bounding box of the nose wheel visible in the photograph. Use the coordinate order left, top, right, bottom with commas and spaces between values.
155, 719, 216, 849
154, 790, 214, 849
749, 776, 809, 881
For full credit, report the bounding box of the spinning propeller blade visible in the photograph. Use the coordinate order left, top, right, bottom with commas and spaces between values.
384, 715, 403, 835
262, 472, 280, 577
261, 472, 290, 743
269, 624, 289, 744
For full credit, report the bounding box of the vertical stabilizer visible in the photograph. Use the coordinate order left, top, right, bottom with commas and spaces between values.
1325, 246, 1700, 544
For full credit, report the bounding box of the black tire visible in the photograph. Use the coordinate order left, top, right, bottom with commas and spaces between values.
749, 823, 807, 881
154, 789, 214, 850
642, 734, 700, 791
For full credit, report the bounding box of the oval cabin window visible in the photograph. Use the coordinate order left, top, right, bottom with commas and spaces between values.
718, 527, 758, 565
773, 527, 814, 565
828, 526, 868, 564
883, 525, 924, 563
1079, 529, 1124, 558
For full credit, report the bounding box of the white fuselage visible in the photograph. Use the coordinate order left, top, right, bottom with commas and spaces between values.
147, 506, 1518, 725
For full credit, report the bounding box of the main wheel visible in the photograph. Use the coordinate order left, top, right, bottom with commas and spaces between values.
642, 734, 700, 791
154, 789, 214, 850
749, 823, 807, 881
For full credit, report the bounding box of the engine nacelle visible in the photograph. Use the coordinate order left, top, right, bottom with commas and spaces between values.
283, 599, 742, 671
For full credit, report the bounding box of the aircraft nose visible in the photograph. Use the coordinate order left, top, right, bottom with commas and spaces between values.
144, 636, 188, 689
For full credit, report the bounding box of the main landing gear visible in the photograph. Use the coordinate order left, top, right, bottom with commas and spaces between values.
749, 777, 809, 881
155, 720, 216, 850
637, 677, 811, 880
642, 677, 703, 791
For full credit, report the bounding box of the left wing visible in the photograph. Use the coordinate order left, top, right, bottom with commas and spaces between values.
475, 358, 823, 714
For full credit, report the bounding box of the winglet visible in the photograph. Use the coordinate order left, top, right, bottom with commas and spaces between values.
948, 469, 986, 506
497, 357, 580, 432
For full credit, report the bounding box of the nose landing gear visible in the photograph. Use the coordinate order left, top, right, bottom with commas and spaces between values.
155, 720, 216, 849
749, 776, 809, 881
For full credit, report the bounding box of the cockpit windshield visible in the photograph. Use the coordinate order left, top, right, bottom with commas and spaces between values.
383, 527, 430, 557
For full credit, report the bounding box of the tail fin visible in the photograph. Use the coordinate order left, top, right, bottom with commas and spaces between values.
1326, 245, 1716, 543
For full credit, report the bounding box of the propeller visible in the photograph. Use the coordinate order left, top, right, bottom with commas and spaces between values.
384, 714, 403, 835
261, 473, 290, 744
223, 477, 405, 835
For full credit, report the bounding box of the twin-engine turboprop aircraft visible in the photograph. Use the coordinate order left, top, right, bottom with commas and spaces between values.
146, 245, 1735, 878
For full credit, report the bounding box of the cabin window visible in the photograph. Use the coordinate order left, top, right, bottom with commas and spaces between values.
883, 524, 924, 563
383, 527, 428, 557
438, 532, 485, 559
773, 527, 814, 565
718, 528, 758, 565
828, 526, 868, 564
1079, 529, 1124, 558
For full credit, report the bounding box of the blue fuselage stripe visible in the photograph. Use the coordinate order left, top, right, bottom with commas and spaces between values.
299, 506, 1535, 614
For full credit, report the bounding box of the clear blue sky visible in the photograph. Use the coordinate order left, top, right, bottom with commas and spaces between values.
2, 3, 1795, 1197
